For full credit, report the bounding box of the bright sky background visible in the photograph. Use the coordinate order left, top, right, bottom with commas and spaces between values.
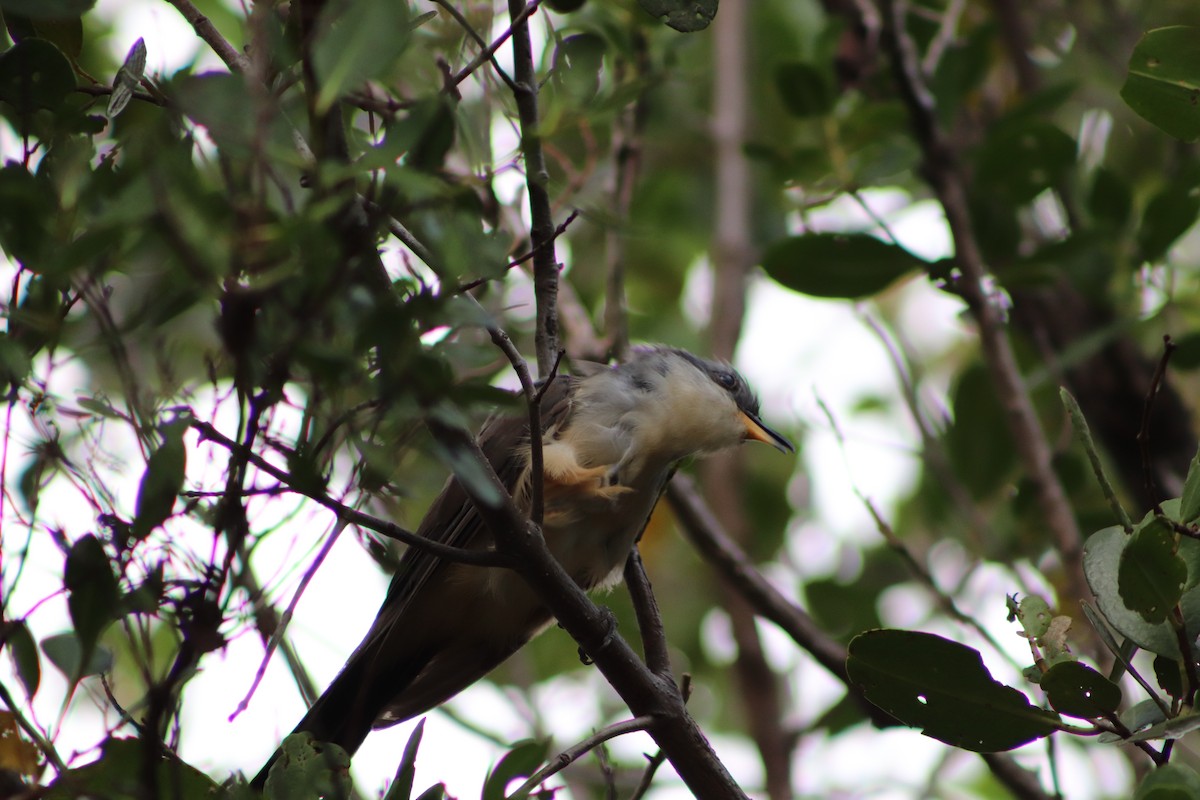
0, 3, 1138, 798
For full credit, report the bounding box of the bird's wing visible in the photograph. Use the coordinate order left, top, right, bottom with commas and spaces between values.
375, 373, 577, 617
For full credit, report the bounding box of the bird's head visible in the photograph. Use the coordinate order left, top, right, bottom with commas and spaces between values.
571, 347, 794, 471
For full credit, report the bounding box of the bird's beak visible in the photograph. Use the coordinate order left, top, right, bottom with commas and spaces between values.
738, 410, 795, 453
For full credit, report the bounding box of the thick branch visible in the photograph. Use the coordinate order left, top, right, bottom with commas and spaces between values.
879, 0, 1089, 610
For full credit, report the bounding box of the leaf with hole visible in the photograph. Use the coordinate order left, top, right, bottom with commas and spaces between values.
847, 629, 1061, 752
1040, 661, 1121, 719
636, 0, 717, 32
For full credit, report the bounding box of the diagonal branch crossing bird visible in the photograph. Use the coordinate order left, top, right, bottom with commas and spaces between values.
252, 346, 792, 788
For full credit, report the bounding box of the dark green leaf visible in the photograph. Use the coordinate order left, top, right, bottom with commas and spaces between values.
0, 163, 58, 268
1135, 764, 1200, 799
45, 737, 217, 800
1172, 331, 1200, 369
1084, 512, 1200, 657
1121, 27, 1200, 143
1137, 169, 1200, 263
552, 33, 606, 106
0, 334, 32, 387
1155, 654, 1184, 700
846, 629, 1061, 752
1119, 517, 1186, 624
1040, 661, 1122, 719
414, 785, 448, 800
480, 739, 548, 800
636, 0, 716, 32
760, 233, 924, 299
383, 719, 426, 800
0, 0, 93, 20
775, 62, 833, 118
4, 620, 40, 698
945, 363, 1017, 500
64, 534, 119, 659
175, 72, 283, 158
1087, 168, 1133, 229
5, 14, 83, 58
131, 420, 188, 541
975, 122, 1077, 203
40, 632, 113, 680
1181, 446, 1200, 523
313, 0, 411, 112
0, 38, 75, 115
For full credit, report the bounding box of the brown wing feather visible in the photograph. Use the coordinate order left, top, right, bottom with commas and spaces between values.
252, 375, 578, 788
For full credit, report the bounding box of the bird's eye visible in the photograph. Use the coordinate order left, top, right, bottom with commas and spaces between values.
714, 370, 737, 390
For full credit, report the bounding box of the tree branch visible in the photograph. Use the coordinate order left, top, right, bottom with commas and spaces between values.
504, 0, 560, 376
879, 0, 1089, 612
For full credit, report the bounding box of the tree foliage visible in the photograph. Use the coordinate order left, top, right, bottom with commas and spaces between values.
2, 0, 1200, 797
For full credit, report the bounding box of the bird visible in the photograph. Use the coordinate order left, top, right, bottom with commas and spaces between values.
252, 345, 792, 788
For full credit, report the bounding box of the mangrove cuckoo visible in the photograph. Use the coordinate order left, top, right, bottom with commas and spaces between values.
253, 346, 792, 787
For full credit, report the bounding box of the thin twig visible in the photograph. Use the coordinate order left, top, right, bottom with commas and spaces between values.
511, 715, 656, 797
230, 518, 349, 721
1061, 388, 1134, 533
0, 679, 66, 774
505, 0, 560, 375
162, 0, 252, 74
881, 0, 1089, 613
623, 549, 671, 677
191, 419, 510, 567
456, 209, 581, 293
431, 0, 519, 92
1138, 335, 1176, 510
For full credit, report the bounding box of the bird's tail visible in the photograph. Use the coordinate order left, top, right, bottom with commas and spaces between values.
250, 649, 432, 791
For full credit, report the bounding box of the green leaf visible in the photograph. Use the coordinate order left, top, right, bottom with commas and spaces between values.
1040, 661, 1122, 719
1096, 698, 1169, 742
636, 0, 716, 32
64, 534, 119, 659
1128, 711, 1200, 743
45, 737, 217, 800
975, 121, 1077, 203
131, 420, 188, 541
1084, 507, 1200, 657
3, 620, 41, 698
1121, 27, 1200, 143
945, 363, 1017, 499
1181, 446, 1200, 523
480, 739, 548, 800
383, 718, 425, 800
1135, 764, 1200, 799
263, 732, 351, 800
40, 631, 113, 681
1154, 654, 1183, 700
760, 233, 924, 299
0, 38, 75, 116
1119, 517, 1186, 624
846, 629, 1061, 752
1137, 168, 1200, 264
775, 62, 833, 118
0, 0, 94, 20
5, 14, 84, 59
313, 0, 411, 113
0, 164, 57, 267
1087, 168, 1133, 229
